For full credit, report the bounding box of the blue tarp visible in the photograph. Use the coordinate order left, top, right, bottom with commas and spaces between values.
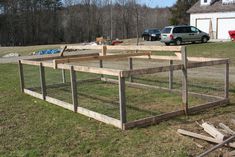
36, 49, 60, 55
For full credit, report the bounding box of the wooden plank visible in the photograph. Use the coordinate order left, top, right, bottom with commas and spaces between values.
231, 119, 235, 126
201, 122, 225, 141
124, 110, 185, 130
66, 45, 182, 52
119, 76, 127, 127
177, 129, 235, 149
225, 62, 229, 98
188, 99, 229, 113
66, 45, 103, 50
219, 123, 235, 135
76, 106, 122, 128
181, 46, 188, 115
46, 96, 74, 111
18, 60, 25, 93
129, 55, 224, 62
128, 58, 133, 82
120, 64, 183, 77
106, 45, 182, 52
24, 89, 43, 99
70, 66, 78, 112
197, 135, 235, 157
72, 65, 121, 76
39, 63, 46, 100
187, 59, 229, 69
20, 59, 41, 66
169, 60, 173, 90
53, 52, 151, 65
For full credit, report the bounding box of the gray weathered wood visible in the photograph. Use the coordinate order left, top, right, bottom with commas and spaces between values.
129, 57, 133, 82
225, 62, 229, 99
197, 135, 235, 157
45, 96, 122, 128
177, 129, 235, 149
62, 69, 66, 83
39, 63, 46, 100
99, 59, 103, 78
181, 46, 188, 115
18, 60, 25, 93
119, 76, 127, 127
169, 60, 173, 90
70, 66, 78, 112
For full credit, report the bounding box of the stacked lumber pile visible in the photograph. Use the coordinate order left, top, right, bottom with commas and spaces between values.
178, 118, 235, 157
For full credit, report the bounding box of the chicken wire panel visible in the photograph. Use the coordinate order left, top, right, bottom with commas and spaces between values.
188, 65, 225, 98
125, 82, 206, 122
44, 69, 102, 105
23, 64, 41, 92
76, 78, 120, 120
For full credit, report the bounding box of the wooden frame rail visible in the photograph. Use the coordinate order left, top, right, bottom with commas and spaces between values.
18, 45, 230, 130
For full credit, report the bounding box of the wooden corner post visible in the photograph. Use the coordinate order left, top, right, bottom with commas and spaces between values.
18, 60, 25, 93
225, 61, 229, 99
118, 75, 127, 129
39, 63, 46, 100
70, 66, 78, 112
181, 46, 189, 115
128, 58, 133, 82
169, 60, 173, 90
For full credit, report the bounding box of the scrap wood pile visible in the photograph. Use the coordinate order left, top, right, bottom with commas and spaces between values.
178, 118, 235, 157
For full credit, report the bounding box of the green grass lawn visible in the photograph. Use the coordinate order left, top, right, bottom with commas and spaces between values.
0, 42, 235, 157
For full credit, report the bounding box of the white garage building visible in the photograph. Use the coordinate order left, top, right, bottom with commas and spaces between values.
187, 0, 235, 40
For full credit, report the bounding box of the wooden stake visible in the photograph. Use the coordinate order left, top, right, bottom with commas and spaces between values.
119, 76, 126, 127
102, 45, 107, 56
169, 60, 173, 90
62, 69, 66, 83
181, 46, 189, 115
70, 66, 78, 112
99, 59, 103, 78
225, 62, 229, 99
18, 60, 25, 93
129, 58, 133, 82
39, 63, 46, 100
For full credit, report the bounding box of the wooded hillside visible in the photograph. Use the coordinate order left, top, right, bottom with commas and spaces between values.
0, 0, 172, 46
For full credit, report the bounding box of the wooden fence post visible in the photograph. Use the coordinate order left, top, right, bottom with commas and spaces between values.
225, 61, 229, 99
129, 58, 133, 82
102, 45, 107, 56
70, 66, 78, 112
18, 60, 25, 93
181, 46, 189, 115
62, 69, 66, 83
119, 76, 127, 128
99, 59, 103, 78
39, 63, 46, 100
169, 60, 173, 90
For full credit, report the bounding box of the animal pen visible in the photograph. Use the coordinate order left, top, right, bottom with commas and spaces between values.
18, 45, 230, 130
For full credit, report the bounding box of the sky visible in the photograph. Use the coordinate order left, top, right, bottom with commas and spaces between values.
140, 0, 177, 8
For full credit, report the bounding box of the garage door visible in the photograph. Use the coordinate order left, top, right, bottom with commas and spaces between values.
196, 19, 210, 34
218, 18, 235, 39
